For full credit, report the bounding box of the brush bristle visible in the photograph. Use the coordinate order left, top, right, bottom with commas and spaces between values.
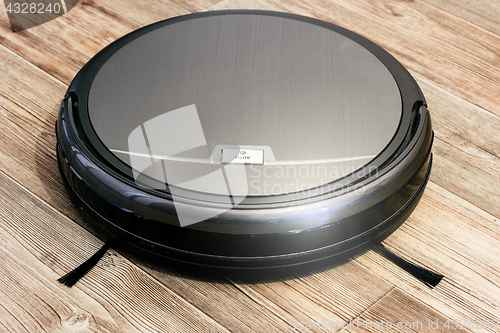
58, 239, 114, 287
376, 243, 443, 288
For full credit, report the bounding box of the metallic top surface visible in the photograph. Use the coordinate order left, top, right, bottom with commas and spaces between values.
88, 13, 402, 196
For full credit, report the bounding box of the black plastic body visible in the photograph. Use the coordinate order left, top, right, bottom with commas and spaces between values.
56, 10, 433, 273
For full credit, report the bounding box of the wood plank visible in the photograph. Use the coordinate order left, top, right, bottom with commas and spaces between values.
346, 288, 473, 333
226, 263, 393, 332
172, 0, 223, 12
134, 262, 393, 333
0, 169, 230, 333
4, 0, 497, 230
0, 234, 123, 333
0, 44, 75, 219
94, 0, 190, 26
355, 181, 500, 325
431, 137, 500, 219
0, 0, 140, 84
0, 163, 299, 332
133, 263, 302, 333
228, 183, 500, 332
262, 0, 500, 118
417, 77, 500, 161
415, 76, 500, 219
207, 0, 277, 11
0, 243, 120, 333
420, 0, 500, 37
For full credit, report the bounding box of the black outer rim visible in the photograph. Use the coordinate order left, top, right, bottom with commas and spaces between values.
57, 136, 432, 270
56, 10, 433, 270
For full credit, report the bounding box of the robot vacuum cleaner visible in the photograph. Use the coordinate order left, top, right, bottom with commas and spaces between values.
56, 10, 438, 285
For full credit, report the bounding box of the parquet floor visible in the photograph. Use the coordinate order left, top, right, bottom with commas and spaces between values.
1, 0, 499, 332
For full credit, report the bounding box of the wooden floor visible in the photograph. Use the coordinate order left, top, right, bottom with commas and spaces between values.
1, 0, 500, 332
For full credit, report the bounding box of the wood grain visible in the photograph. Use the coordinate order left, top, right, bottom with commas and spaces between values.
1, 0, 500, 331
0, 43, 74, 219
347, 288, 473, 333
416, 76, 500, 219
207, 0, 277, 11
227, 263, 393, 331
0, 243, 119, 333
0, 169, 234, 332
355, 184, 500, 322
95, 0, 190, 26
0, 1, 140, 84
420, 0, 500, 36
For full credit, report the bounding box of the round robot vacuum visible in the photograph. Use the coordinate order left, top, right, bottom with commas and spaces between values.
56, 10, 433, 274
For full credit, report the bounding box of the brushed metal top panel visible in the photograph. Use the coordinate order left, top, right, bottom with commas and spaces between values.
88, 13, 401, 193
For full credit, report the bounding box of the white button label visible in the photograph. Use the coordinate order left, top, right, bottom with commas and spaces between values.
221, 148, 264, 165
